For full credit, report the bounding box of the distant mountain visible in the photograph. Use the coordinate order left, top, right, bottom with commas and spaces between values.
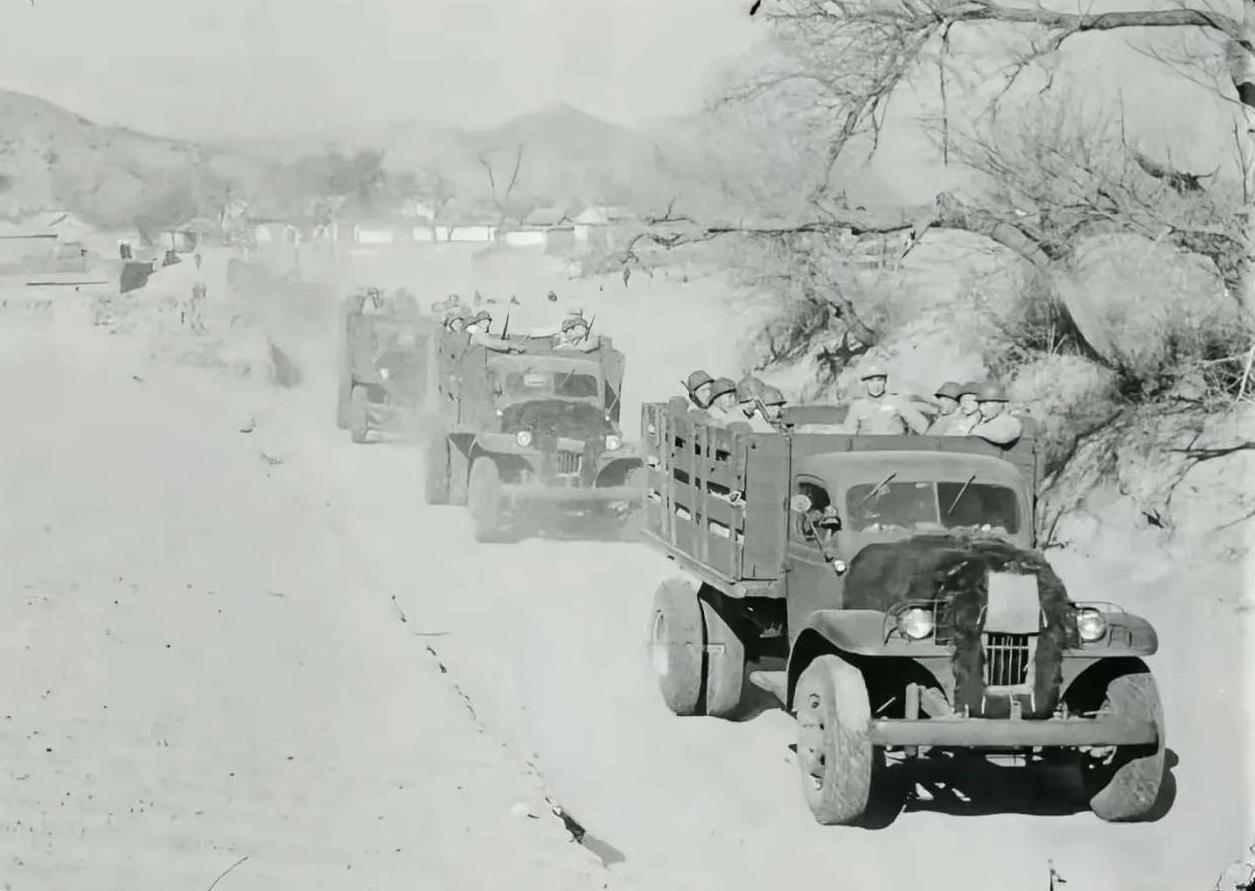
223, 103, 660, 213
0, 88, 274, 229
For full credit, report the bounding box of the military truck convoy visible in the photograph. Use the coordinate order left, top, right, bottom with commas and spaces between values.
336, 289, 643, 540
335, 288, 1165, 826
639, 398, 1164, 825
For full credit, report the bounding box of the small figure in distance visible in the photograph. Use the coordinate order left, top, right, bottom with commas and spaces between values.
683, 370, 715, 409
844, 365, 929, 435
926, 380, 965, 435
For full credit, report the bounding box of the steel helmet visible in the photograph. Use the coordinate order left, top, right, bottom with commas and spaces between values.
934, 381, 963, 400
709, 377, 738, 401
685, 369, 714, 392
759, 385, 786, 406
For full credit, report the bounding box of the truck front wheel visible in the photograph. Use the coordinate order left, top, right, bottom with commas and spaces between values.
1083, 669, 1166, 822
466, 456, 504, 542
423, 435, 451, 505
700, 599, 745, 719
650, 579, 704, 716
795, 654, 874, 825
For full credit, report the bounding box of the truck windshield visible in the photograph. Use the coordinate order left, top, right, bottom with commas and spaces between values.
502, 370, 600, 399
844, 480, 1020, 534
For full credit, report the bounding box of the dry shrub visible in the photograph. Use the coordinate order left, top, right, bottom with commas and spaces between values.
1054, 235, 1248, 403
1008, 353, 1121, 478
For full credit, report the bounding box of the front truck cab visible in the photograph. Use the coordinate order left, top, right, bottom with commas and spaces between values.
424, 331, 643, 541
639, 400, 1165, 826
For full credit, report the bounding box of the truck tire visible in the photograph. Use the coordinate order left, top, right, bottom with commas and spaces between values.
349, 386, 370, 444
466, 456, 504, 542
700, 599, 745, 719
649, 579, 704, 716
1084, 669, 1166, 822
448, 445, 470, 506
423, 435, 451, 505
336, 377, 352, 429
794, 654, 874, 825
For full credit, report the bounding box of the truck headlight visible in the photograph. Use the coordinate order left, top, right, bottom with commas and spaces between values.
605, 434, 622, 451
515, 430, 533, 447
897, 607, 934, 641
1076, 609, 1107, 643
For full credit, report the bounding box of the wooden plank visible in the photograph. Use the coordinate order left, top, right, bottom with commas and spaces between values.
742, 431, 789, 580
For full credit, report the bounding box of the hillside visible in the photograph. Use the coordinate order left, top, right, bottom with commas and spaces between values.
0, 89, 273, 229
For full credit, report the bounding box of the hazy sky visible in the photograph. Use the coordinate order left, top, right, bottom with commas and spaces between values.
0, 0, 761, 139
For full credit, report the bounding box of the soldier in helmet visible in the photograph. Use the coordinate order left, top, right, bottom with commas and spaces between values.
843, 365, 929, 435
734, 382, 776, 432
466, 310, 493, 335
967, 383, 1023, 445
554, 313, 597, 352
704, 377, 741, 424
926, 380, 964, 435
759, 385, 788, 430
945, 381, 983, 436
684, 370, 715, 409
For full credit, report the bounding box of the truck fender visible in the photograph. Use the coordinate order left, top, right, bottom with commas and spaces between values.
1070, 608, 1159, 657
785, 610, 888, 710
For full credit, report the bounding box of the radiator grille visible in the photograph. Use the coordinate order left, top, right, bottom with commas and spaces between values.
554, 450, 583, 477
983, 633, 1031, 687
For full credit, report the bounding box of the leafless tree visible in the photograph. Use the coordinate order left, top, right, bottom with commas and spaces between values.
479, 144, 525, 234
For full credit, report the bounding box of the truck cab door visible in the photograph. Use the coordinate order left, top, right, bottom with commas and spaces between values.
784, 476, 847, 648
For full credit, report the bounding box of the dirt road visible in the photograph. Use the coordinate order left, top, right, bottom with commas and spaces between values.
2, 245, 1249, 890
0, 326, 610, 891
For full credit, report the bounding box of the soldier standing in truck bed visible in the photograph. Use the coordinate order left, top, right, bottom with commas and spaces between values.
734, 383, 777, 432
758, 385, 788, 430
704, 378, 741, 424
945, 381, 983, 436
926, 381, 964, 435
684, 370, 715, 409
965, 383, 1024, 446
844, 366, 929, 435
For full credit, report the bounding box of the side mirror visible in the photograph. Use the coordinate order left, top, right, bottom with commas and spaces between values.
790, 493, 812, 514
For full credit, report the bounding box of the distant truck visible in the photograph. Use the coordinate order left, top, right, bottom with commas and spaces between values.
422, 329, 644, 541
336, 290, 437, 443
640, 399, 1164, 826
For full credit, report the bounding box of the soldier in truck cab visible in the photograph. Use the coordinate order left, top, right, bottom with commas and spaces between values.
844, 366, 929, 435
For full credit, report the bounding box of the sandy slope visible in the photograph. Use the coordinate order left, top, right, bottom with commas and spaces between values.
0, 324, 610, 891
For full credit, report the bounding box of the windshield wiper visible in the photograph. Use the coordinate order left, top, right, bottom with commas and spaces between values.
945, 473, 977, 516
857, 471, 898, 507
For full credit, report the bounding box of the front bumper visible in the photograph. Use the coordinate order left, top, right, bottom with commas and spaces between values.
868, 715, 1158, 748
500, 483, 642, 506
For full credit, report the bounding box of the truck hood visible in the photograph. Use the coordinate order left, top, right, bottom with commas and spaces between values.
499, 399, 616, 446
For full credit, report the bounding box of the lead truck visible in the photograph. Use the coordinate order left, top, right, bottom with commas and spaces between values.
640, 398, 1165, 825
